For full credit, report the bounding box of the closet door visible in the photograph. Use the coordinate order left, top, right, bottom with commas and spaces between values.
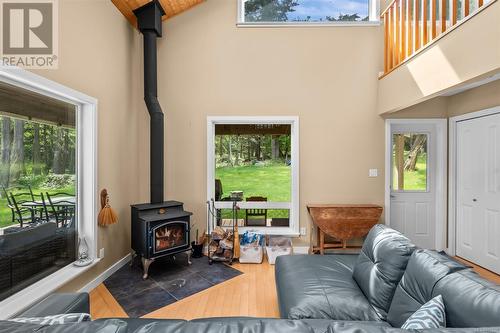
456, 113, 500, 273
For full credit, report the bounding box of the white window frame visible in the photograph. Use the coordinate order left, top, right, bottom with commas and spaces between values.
207, 116, 299, 236
0, 64, 98, 319
237, 0, 380, 27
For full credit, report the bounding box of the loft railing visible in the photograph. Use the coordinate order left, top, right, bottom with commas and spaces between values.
382, 0, 493, 74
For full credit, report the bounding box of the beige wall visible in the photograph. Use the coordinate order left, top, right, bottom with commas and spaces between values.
31, 0, 147, 291
378, 0, 500, 114
388, 79, 500, 118
447, 79, 500, 117
154, 0, 386, 245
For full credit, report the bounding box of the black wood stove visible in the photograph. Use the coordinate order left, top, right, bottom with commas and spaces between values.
130, 1, 193, 279
131, 201, 192, 279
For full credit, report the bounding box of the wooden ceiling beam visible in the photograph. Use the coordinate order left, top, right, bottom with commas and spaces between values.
111, 0, 204, 28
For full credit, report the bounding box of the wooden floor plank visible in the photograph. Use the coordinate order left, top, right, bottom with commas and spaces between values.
454, 257, 500, 284
90, 256, 499, 320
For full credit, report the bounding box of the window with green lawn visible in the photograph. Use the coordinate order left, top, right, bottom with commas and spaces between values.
207, 117, 299, 235
392, 133, 428, 192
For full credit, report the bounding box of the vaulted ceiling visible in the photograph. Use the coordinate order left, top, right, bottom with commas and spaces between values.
111, 0, 204, 27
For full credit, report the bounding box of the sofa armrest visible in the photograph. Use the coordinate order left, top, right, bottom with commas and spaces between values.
16, 293, 90, 317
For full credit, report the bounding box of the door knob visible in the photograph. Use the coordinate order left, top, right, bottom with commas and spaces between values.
472, 198, 477, 202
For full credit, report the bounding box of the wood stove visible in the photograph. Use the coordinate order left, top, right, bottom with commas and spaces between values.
131, 1, 194, 279
131, 201, 192, 279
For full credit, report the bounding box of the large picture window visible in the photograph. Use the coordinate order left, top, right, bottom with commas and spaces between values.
0, 66, 97, 318
238, 0, 379, 25
0, 82, 77, 302
207, 117, 299, 236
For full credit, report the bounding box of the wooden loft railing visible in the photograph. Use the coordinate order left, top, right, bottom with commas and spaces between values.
382, 0, 494, 74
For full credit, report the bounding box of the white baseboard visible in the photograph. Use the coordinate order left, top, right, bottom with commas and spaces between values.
293, 246, 310, 254
79, 253, 131, 293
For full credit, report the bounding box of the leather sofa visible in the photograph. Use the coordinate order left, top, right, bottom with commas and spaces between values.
1, 225, 499, 332
275, 224, 500, 329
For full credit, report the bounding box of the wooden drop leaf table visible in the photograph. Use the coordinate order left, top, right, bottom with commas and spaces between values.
307, 204, 383, 254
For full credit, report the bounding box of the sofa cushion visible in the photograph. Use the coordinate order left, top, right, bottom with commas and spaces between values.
352, 224, 416, 320
386, 250, 468, 327
275, 254, 381, 321
400, 295, 446, 329
433, 269, 500, 328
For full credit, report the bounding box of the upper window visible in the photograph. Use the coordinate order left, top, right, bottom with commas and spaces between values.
238, 0, 379, 25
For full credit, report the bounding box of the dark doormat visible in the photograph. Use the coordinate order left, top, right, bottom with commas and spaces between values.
103, 254, 242, 317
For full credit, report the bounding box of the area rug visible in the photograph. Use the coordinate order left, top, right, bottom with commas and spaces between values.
104, 254, 242, 317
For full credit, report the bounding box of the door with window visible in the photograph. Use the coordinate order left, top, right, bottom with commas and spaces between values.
387, 120, 446, 249
456, 112, 500, 273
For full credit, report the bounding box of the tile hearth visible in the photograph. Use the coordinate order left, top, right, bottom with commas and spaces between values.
104, 254, 241, 317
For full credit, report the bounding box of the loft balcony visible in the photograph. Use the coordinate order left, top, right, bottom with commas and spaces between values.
378, 0, 500, 113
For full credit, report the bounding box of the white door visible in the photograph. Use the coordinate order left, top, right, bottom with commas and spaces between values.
456, 112, 500, 273
387, 121, 446, 249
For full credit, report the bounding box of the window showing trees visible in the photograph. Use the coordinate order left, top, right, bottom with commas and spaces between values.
239, 0, 376, 23
214, 124, 292, 228
392, 133, 428, 191
0, 81, 77, 301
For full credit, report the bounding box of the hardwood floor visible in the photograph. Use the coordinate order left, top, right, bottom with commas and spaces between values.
454, 257, 500, 284
90, 258, 280, 320
90, 255, 500, 320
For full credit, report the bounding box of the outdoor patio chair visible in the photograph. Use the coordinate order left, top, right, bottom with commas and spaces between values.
2, 186, 16, 225
245, 196, 268, 227
46, 192, 75, 228
28, 186, 49, 221
9, 192, 37, 227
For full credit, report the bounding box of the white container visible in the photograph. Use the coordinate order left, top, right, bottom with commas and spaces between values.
238, 245, 263, 263
266, 236, 292, 265
266, 246, 292, 265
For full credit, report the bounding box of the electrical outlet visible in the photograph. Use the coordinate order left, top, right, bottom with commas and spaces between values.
99, 248, 105, 259
300, 227, 307, 236
369, 169, 378, 177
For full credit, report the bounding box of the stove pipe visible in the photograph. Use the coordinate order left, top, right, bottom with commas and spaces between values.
134, 0, 165, 204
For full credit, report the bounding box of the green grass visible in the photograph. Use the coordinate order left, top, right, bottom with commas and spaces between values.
0, 185, 75, 228
215, 162, 291, 219
392, 154, 427, 191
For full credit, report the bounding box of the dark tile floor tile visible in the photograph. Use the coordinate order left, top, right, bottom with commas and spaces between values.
104, 265, 157, 298
196, 263, 242, 284
117, 285, 177, 317
158, 272, 213, 300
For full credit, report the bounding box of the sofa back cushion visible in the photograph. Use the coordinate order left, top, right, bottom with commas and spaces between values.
386, 250, 468, 327
352, 224, 416, 320
433, 269, 500, 327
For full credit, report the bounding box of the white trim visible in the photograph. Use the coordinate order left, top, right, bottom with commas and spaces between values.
292, 246, 310, 254
79, 254, 131, 293
448, 106, 500, 256
206, 116, 300, 236
0, 64, 98, 316
236, 0, 380, 27
0, 259, 101, 319
384, 119, 447, 250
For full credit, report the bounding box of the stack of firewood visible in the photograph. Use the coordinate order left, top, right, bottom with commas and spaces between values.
209, 226, 234, 259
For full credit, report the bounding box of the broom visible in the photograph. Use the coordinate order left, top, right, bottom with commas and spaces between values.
98, 189, 118, 227
233, 203, 240, 258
